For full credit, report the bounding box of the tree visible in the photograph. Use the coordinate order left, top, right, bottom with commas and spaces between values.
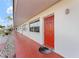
6, 16, 13, 33
6, 16, 13, 20
0, 25, 5, 28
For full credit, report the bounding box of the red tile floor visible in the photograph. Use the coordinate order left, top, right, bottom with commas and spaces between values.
14, 31, 64, 58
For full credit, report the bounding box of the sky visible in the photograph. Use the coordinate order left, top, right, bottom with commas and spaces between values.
0, 0, 13, 27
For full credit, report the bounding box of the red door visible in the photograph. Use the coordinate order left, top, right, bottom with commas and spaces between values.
44, 15, 54, 48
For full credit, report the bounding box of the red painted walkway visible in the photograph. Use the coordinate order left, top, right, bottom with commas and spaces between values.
14, 32, 63, 58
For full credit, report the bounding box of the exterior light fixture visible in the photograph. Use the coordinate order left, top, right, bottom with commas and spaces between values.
65, 8, 70, 15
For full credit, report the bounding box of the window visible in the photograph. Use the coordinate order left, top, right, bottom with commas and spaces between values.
29, 19, 40, 32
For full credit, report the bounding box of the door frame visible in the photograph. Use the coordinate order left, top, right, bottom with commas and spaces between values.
43, 14, 54, 49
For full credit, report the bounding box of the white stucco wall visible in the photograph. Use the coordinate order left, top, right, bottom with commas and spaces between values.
17, 0, 79, 58
22, 19, 44, 45
54, 0, 79, 58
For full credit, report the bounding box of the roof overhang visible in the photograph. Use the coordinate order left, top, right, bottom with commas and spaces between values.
14, 0, 60, 27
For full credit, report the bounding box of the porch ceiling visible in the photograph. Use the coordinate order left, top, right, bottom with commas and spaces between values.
14, 0, 60, 27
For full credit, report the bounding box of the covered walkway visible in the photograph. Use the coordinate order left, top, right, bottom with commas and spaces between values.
14, 31, 63, 58
13, 0, 79, 58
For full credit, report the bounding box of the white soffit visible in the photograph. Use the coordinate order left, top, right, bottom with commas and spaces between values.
14, 0, 60, 27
